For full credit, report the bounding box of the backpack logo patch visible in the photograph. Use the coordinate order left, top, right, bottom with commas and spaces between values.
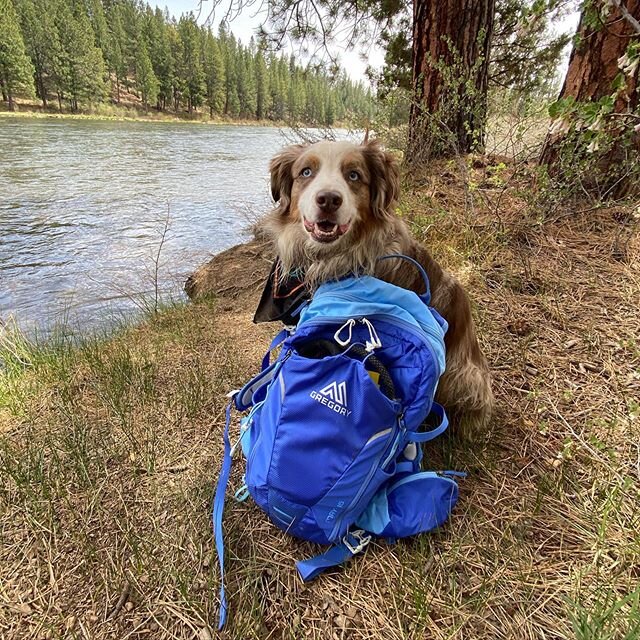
310, 381, 352, 417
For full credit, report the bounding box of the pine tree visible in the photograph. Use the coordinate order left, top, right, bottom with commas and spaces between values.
203, 29, 225, 117
325, 92, 335, 125
120, 0, 140, 93
168, 20, 184, 111
15, 0, 60, 108
147, 8, 174, 110
106, 2, 127, 101
6, 0, 374, 122
135, 40, 158, 110
236, 45, 256, 118
55, 0, 107, 111
220, 27, 239, 116
178, 14, 204, 113
0, 0, 35, 110
254, 48, 269, 119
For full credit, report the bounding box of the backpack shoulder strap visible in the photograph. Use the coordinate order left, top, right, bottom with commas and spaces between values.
377, 254, 431, 304
261, 327, 291, 370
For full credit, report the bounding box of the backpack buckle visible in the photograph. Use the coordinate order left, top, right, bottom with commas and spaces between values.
343, 529, 372, 555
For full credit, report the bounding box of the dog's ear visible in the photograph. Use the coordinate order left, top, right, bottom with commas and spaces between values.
363, 140, 400, 221
270, 144, 306, 215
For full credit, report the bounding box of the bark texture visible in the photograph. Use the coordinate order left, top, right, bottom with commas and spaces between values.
540, 0, 640, 171
408, 0, 495, 161
559, 0, 639, 108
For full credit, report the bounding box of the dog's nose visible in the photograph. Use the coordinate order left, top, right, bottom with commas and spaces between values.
316, 191, 343, 214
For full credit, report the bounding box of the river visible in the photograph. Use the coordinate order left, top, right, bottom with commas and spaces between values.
0, 118, 294, 336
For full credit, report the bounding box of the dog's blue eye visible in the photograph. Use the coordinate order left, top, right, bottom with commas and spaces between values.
301, 168, 312, 178
348, 170, 360, 181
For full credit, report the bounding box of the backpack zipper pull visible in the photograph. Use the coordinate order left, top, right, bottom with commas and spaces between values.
334, 319, 356, 346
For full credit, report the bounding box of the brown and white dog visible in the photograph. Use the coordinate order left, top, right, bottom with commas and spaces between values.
266, 139, 493, 438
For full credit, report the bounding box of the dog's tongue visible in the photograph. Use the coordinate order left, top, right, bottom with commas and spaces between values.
303, 219, 350, 237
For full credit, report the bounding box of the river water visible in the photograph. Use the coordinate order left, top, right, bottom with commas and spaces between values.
0, 118, 292, 336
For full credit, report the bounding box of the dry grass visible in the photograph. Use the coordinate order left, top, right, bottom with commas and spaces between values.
1, 160, 639, 639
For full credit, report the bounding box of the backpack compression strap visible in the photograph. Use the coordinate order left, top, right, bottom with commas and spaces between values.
296, 529, 372, 581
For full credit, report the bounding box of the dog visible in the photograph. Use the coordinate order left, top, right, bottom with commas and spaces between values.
265, 139, 493, 438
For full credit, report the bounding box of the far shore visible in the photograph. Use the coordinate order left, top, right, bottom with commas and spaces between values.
0, 107, 287, 127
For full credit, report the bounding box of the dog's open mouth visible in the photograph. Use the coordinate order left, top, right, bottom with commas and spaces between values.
303, 218, 351, 243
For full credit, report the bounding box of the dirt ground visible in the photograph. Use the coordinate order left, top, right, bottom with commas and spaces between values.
1, 158, 638, 639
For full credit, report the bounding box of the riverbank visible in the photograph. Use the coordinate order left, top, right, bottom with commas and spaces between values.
0, 104, 285, 127
1, 161, 638, 639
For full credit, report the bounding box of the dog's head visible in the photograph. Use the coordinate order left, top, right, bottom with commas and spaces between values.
268, 140, 400, 251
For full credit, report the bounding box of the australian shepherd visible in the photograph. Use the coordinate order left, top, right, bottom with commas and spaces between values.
266, 139, 493, 438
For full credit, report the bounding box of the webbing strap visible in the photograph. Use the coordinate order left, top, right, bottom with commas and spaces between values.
212, 401, 234, 629
295, 530, 371, 581
407, 402, 449, 443
377, 254, 431, 304
261, 328, 290, 370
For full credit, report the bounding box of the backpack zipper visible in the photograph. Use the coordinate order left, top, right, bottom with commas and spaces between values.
308, 291, 444, 346
300, 313, 442, 380
387, 470, 459, 494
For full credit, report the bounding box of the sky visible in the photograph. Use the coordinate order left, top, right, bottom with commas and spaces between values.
152, 0, 384, 82
153, 1, 580, 85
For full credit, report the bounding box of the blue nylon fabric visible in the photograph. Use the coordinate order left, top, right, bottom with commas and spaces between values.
298, 276, 447, 377
356, 471, 459, 539
212, 401, 234, 629
212, 269, 461, 621
295, 531, 370, 581
239, 275, 452, 547
290, 319, 439, 430
296, 541, 357, 581
245, 347, 403, 543
406, 402, 448, 443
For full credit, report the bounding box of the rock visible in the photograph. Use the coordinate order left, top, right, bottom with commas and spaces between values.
184, 239, 273, 301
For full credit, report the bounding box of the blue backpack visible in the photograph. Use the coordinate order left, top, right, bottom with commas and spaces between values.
212, 255, 463, 628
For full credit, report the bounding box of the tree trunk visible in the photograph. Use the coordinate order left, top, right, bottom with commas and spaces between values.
549, 1, 639, 110
539, 0, 640, 194
36, 71, 47, 108
407, 0, 495, 163
1, 79, 7, 103
7, 90, 15, 112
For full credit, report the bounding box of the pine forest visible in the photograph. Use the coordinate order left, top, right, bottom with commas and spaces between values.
1, 0, 375, 125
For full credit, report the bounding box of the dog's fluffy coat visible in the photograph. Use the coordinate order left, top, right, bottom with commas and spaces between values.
267, 139, 493, 437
